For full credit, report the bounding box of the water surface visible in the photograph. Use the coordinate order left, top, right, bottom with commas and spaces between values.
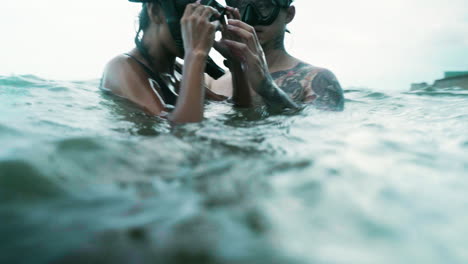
1, 75, 467, 264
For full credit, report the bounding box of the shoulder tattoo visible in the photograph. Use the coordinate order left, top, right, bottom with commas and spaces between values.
310, 70, 345, 111
271, 63, 345, 111
271, 63, 313, 102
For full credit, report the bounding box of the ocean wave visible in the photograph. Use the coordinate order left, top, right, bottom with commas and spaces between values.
0, 75, 50, 88
1, 75, 468, 264
0, 124, 21, 136
0, 159, 66, 202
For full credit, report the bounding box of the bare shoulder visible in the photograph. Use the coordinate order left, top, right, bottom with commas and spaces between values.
100, 54, 165, 115
307, 67, 345, 111
101, 54, 140, 95
209, 72, 233, 97
272, 60, 344, 111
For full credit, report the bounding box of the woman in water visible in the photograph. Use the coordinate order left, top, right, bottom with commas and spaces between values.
101, 0, 226, 124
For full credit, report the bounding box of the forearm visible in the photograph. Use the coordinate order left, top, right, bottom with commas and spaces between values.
230, 62, 254, 107
169, 52, 207, 124
255, 75, 298, 110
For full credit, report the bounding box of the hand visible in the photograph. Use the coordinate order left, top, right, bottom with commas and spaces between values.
221, 19, 271, 90
213, 6, 242, 63
181, 2, 221, 57
221, 19, 298, 109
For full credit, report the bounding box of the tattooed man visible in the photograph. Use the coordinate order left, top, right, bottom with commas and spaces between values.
210, 0, 345, 111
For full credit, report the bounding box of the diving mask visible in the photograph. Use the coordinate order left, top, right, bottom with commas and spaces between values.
226, 0, 292, 26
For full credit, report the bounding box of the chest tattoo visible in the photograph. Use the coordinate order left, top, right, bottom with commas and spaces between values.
271, 63, 318, 102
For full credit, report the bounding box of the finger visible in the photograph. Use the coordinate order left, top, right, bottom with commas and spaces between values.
226, 7, 241, 20
234, 8, 241, 19
220, 19, 238, 40
192, 4, 207, 17
227, 21, 261, 51
215, 38, 232, 49
228, 19, 256, 34
221, 26, 234, 40
225, 7, 238, 20
226, 24, 258, 50
183, 3, 199, 17
225, 7, 233, 19
200, 6, 220, 19
215, 39, 238, 60
223, 39, 255, 62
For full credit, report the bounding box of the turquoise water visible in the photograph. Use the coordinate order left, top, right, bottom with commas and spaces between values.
1, 74, 468, 264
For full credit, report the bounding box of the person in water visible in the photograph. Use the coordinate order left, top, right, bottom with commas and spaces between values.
211, 0, 345, 110
101, 0, 227, 124
102, 0, 343, 125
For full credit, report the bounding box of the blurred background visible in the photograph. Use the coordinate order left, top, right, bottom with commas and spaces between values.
1, 0, 467, 90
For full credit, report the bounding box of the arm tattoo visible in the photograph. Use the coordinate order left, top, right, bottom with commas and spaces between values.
310, 70, 345, 111
271, 63, 345, 111
256, 75, 299, 110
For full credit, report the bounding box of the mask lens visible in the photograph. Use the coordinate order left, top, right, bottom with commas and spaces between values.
255, 1, 275, 17
229, 0, 275, 17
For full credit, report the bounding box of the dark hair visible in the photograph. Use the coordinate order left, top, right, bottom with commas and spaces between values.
135, 4, 150, 45
135, 2, 160, 64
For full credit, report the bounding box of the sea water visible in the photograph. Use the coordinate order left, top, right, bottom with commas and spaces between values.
0, 74, 467, 264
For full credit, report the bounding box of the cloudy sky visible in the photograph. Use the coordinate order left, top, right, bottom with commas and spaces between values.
1, 0, 467, 90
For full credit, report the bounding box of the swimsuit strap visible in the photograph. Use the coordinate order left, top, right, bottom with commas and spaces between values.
124, 53, 178, 106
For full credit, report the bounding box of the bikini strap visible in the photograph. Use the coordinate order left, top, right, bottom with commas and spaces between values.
124, 53, 178, 106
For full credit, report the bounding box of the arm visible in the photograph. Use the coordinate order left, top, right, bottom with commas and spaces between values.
168, 3, 221, 124
213, 7, 254, 107
169, 52, 208, 123
223, 38, 298, 109
228, 61, 254, 107
308, 70, 345, 111
255, 73, 298, 109
223, 19, 298, 110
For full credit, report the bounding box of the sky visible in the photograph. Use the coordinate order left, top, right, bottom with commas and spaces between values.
1, 0, 467, 90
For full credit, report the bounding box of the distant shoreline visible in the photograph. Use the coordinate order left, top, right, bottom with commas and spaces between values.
411, 72, 468, 90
